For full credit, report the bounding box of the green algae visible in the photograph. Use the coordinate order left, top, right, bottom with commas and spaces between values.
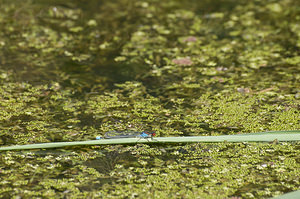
0, 0, 300, 198
1, 143, 299, 198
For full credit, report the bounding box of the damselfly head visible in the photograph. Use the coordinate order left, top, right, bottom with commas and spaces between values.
144, 131, 156, 137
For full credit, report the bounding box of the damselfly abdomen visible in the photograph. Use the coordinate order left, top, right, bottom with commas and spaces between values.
96, 131, 156, 140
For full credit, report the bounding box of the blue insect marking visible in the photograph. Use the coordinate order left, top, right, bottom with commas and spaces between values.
96, 131, 156, 140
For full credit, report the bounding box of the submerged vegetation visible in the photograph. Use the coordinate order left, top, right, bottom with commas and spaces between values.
0, 0, 299, 198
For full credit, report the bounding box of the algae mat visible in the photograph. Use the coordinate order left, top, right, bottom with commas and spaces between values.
0, 0, 299, 198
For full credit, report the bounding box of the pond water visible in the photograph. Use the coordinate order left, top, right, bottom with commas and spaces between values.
0, 0, 299, 198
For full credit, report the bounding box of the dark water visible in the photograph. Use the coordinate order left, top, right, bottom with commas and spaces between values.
0, 1, 300, 198
3, 0, 297, 94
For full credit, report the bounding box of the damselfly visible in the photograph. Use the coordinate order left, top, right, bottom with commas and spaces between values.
96, 131, 156, 140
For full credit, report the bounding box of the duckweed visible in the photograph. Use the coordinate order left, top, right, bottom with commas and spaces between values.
0, 0, 299, 198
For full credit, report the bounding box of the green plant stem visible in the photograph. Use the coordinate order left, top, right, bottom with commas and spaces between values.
0, 130, 299, 151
